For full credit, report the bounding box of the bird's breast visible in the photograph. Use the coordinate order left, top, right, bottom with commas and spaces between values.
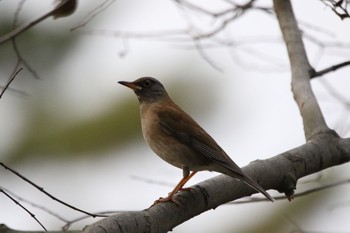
139, 102, 198, 170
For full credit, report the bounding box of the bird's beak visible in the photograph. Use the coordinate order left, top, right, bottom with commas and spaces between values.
118, 81, 142, 91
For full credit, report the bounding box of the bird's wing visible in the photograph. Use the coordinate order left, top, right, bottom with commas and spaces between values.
158, 104, 274, 202
158, 105, 244, 176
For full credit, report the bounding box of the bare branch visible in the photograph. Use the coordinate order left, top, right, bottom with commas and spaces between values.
0, 67, 23, 99
1, 188, 47, 231
0, 0, 77, 45
84, 135, 350, 233
0, 162, 106, 218
0, 224, 80, 233
229, 178, 350, 204
11, 39, 41, 79
13, 0, 26, 27
1, 187, 70, 223
274, 0, 330, 139
193, 40, 224, 72
173, 0, 225, 16
320, 0, 350, 20
311, 60, 350, 78
62, 211, 120, 231
0, 188, 120, 231
303, 32, 350, 48
71, 0, 116, 31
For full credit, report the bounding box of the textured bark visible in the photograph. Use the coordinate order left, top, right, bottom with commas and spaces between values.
83, 135, 350, 233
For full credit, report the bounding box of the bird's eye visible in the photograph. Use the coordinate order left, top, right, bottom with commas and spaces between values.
142, 80, 152, 87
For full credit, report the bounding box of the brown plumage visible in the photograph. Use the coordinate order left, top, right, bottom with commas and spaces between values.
119, 77, 274, 204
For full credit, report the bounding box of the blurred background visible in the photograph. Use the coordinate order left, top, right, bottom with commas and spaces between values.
0, 0, 350, 232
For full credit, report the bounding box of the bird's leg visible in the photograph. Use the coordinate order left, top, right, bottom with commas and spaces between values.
152, 169, 197, 206
170, 170, 197, 194
178, 167, 195, 192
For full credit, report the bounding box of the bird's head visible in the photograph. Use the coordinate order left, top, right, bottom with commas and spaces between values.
118, 77, 168, 103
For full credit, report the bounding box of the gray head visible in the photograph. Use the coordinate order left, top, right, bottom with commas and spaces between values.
118, 77, 169, 103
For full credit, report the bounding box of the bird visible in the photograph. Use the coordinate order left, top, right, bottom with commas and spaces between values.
118, 77, 274, 204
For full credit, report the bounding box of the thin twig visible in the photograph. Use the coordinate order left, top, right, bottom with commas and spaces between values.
1, 187, 70, 223
71, 0, 116, 31
228, 179, 350, 204
193, 39, 223, 72
0, 187, 48, 231
0, 162, 107, 218
0, 0, 75, 45
13, 0, 26, 27
311, 60, 350, 78
0, 67, 23, 99
0, 187, 113, 231
62, 211, 119, 230
173, 0, 218, 16
12, 38, 41, 79
320, 0, 350, 20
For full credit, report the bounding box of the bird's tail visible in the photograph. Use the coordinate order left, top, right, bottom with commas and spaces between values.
241, 174, 274, 202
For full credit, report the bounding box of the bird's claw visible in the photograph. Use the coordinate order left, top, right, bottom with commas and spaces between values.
151, 187, 193, 207
151, 195, 181, 207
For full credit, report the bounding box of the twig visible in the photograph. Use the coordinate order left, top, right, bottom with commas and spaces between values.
320, 0, 350, 20
193, 39, 223, 72
311, 60, 350, 78
0, 187, 48, 231
173, 0, 218, 16
1, 187, 69, 223
71, 0, 116, 31
0, 67, 23, 99
11, 38, 41, 79
0, 162, 106, 218
192, 13, 240, 40
0, 0, 76, 45
13, 0, 26, 27
62, 211, 119, 230
0, 187, 115, 231
228, 179, 350, 204
303, 31, 350, 48
81, 28, 189, 40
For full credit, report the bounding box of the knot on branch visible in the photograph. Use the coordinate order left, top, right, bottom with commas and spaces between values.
277, 173, 297, 201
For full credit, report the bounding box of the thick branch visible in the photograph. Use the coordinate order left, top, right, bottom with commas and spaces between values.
84, 132, 350, 233
273, 0, 329, 140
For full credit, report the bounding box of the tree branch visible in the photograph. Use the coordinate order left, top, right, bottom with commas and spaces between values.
0, 67, 23, 99
273, 0, 330, 140
0, 224, 80, 233
0, 162, 104, 218
0, 0, 77, 45
83, 134, 350, 233
0, 189, 47, 231
310, 60, 350, 78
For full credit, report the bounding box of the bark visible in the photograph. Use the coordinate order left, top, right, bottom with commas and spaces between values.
273, 0, 329, 140
82, 135, 350, 233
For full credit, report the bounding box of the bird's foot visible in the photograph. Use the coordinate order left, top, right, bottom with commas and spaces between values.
151, 187, 194, 207
166, 187, 192, 196
178, 187, 193, 192
151, 195, 181, 207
